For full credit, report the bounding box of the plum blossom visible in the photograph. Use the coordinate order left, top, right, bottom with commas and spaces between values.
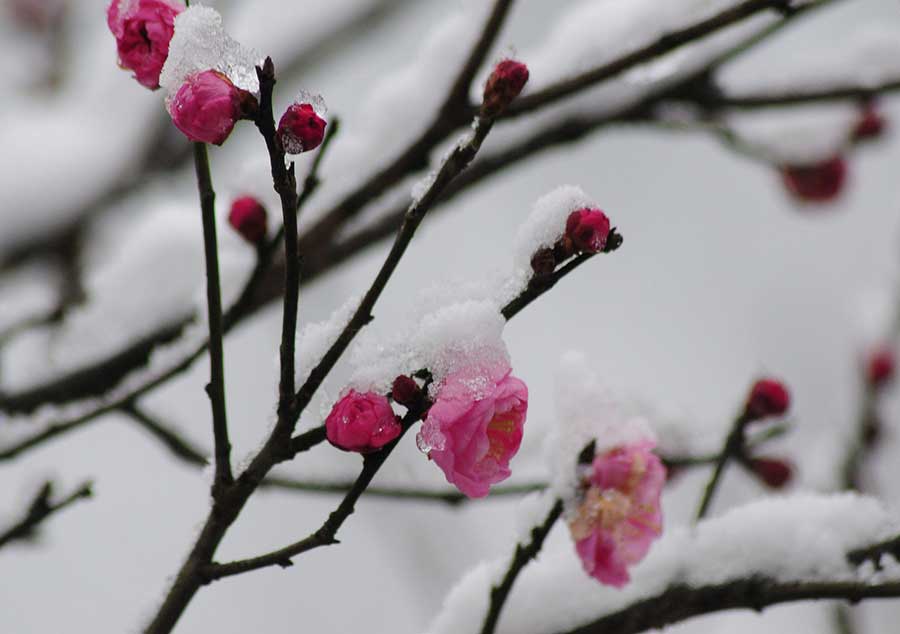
567, 440, 665, 587
107, 0, 183, 90
167, 70, 256, 145
228, 196, 267, 244
565, 208, 611, 253
780, 156, 847, 203
481, 59, 529, 118
417, 361, 528, 498
277, 103, 327, 154
325, 390, 402, 453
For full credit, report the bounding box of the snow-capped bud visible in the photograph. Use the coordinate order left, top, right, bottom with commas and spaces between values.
481, 59, 529, 118
853, 104, 887, 142
565, 208, 611, 253
277, 103, 327, 154
530, 247, 556, 277
228, 196, 267, 244
107, 0, 183, 90
748, 457, 793, 489
325, 390, 402, 453
780, 156, 847, 203
744, 378, 790, 421
391, 375, 421, 408
168, 70, 257, 145
866, 346, 895, 389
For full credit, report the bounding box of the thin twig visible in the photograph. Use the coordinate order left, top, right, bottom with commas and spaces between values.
193, 142, 233, 494
0, 480, 93, 550
695, 412, 751, 521
123, 403, 209, 467
480, 499, 564, 634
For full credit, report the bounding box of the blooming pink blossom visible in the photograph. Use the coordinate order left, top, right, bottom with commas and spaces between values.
325, 390, 402, 453
168, 70, 255, 145
228, 196, 267, 244
482, 59, 529, 117
417, 363, 528, 498
780, 156, 847, 203
107, 0, 183, 90
568, 441, 665, 587
277, 103, 327, 154
566, 208, 611, 253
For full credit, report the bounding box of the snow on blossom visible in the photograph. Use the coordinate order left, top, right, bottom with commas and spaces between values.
425, 493, 899, 634
513, 185, 597, 272
159, 5, 262, 100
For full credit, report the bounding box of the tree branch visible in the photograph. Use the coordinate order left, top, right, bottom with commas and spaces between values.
193, 142, 233, 493
480, 499, 563, 634
0, 480, 93, 550
695, 411, 751, 520
558, 577, 900, 634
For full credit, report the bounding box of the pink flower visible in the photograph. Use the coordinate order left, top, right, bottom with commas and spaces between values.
568, 441, 665, 587
325, 390, 402, 453
228, 196, 267, 244
277, 103, 327, 154
417, 363, 528, 498
482, 59, 529, 118
565, 208, 611, 253
780, 156, 847, 203
107, 0, 183, 90
168, 70, 255, 145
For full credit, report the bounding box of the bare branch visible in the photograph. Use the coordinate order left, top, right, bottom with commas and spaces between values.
0, 480, 93, 550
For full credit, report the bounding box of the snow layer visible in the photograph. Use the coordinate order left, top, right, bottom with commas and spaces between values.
426, 493, 898, 634
513, 185, 597, 270
159, 5, 262, 98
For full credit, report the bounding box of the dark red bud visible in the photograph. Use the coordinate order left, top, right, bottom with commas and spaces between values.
481, 59, 529, 118
228, 196, 268, 244
744, 378, 790, 421
749, 457, 793, 489
391, 375, 421, 408
866, 346, 895, 389
780, 156, 847, 203
530, 247, 556, 277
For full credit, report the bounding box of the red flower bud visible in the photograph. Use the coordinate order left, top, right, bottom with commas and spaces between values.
277, 103, 327, 154
866, 346, 895, 389
228, 196, 267, 244
481, 59, 529, 118
780, 156, 847, 203
530, 247, 556, 277
565, 208, 611, 253
853, 104, 887, 141
749, 457, 793, 489
744, 378, 790, 421
168, 70, 256, 145
107, 0, 183, 90
391, 375, 421, 408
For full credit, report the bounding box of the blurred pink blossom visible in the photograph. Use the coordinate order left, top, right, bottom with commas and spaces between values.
568, 440, 665, 587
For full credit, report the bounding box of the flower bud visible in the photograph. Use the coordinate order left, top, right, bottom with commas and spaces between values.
853, 104, 887, 142
780, 156, 847, 203
168, 70, 256, 145
277, 103, 327, 154
391, 375, 421, 408
325, 390, 402, 453
481, 59, 529, 118
748, 457, 793, 489
107, 0, 183, 90
228, 196, 267, 244
530, 247, 556, 277
744, 378, 790, 421
866, 346, 895, 389
565, 208, 611, 253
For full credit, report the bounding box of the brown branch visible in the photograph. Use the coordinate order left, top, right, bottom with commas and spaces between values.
480, 499, 563, 634
695, 411, 752, 520
193, 142, 233, 493
0, 480, 93, 550
558, 577, 900, 634
696, 78, 900, 110
500, 0, 807, 119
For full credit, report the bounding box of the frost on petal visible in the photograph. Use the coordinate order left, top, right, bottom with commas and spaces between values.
159, 5, 262, 101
